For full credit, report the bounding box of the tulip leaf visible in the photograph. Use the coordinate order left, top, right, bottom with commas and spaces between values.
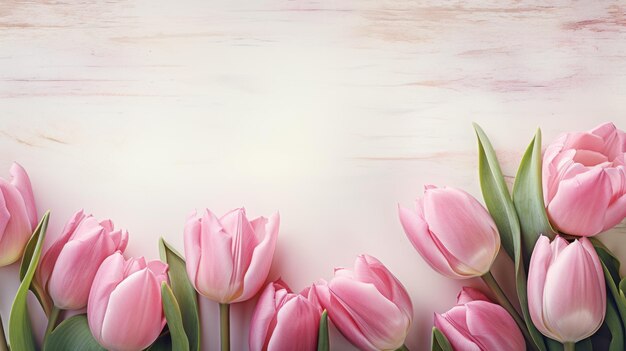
474, 123, 517, 259
18, 220, 53, 317
591, 239, 626, 329
43, 314, 105, 351
512, 129, 557, 269
9, 211, 49, 351
317, 310, 329, 351
159, 238, 200, 351
431, 327, 452, 351
161, 282, 190, 351
604, 297, 624, 351
473, 123, 547, 351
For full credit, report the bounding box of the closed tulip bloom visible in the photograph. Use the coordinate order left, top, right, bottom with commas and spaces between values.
249, 280, 321, 351
36, 210, 128, 309
543, 122, 626, 236
527, 236, 605, 343
398, 185, 500, 279
435, 287, 525, 351
0, 162, 38, 267
314, 255, 413, 351
88, 252, 168, 351
184, 208, 279, 303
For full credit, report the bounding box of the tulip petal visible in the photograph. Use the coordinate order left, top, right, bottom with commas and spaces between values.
249, 282, 279, 351
100, 269, 164, 351
354, 255, 413, 320
183, 212, 202, 291
195, 210, 235, 302
329, 277, 408, 350
88, 252, 126, 343
398, 205, 464, 279
9, 163, 37, 230
0, 191, 10, 249
547, 168, 612, 236
37, 210, 86, 289
48, 229, 115, 309
235, 212, 279, 303
0, 179, 34, 266
466, 301, 525, 351
434, 312, 480, 351
267, 296, 319, 351
422, 187, 499, 275
456, 287, 490, 304
542, 240, 606, 342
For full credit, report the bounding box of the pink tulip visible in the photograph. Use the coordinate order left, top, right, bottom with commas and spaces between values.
314, 255, 413, 351
398, 185, 500, 279
0, 163, 38, 267
184, 208, 279, 304
88, 252, 168, 351
543, 122, 626, 236
527, 235, 605, 343
249, 280, 321, 351
435, 287, 525, 351
36, 210, 128, 309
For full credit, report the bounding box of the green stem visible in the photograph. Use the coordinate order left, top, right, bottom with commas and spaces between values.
44, 306, 61, 341
481, 271, 535, 350
219, 303, 230, 351
0, 314, 8, 351
563, 342, 575, 351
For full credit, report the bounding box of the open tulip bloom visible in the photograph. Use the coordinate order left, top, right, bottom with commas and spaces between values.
1, 122, 626, 351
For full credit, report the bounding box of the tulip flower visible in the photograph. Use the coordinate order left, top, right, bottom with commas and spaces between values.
37, 210, 129, 310
88, 252, 168, 351
435, 287, 525, 351
398, 185, 500, 279
0, 162, 38, 267
528, 235, 605, 345
249, 280, 321, 351
314, 254, 413, 351
543, 122, 626, 236
184, 207, 279, 351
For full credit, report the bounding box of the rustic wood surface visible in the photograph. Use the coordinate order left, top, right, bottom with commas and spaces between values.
1, 1, 625, 350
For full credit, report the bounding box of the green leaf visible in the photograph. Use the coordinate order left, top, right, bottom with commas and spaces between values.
162, 282, 190, 351
605, 297, 624, 351
512, 129, 557, 269
9, 211, 49, 351
591, 239, 626, 329
19, 222, 53, 317
159, 238, 200, 351
473, 124, 547, 351
43, 315, 105, 351
317, 310, 329, 351
431, 327, 452, 351
474, 123, 517, 259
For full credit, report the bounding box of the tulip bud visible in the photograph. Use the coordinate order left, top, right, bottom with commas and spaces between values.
435, 287, 525, 351
527, 236, 606, 343
36, 210, 128, 309
88, 252, 168, 351
398, 185, 500, 279
249, 280, 321, 351
0, 163, 38, 267
184, 208, 279, 304
543, 122, 626, 236
314, 255, 413, 351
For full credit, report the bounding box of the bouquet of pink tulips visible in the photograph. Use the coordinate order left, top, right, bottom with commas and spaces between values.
0, 122, 624, 351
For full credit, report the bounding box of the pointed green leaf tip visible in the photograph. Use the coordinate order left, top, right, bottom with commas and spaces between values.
10, 211, 50, 351
159, 238, 201, 351
43, 315, 105, 351
317, 310, 329, 351
161, 282, 190, 351
512, 128, 556, 269
431, 327, 452, 351
473, 124, 546, 351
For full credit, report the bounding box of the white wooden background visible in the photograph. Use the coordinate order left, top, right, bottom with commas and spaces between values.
1, 1, 626, 350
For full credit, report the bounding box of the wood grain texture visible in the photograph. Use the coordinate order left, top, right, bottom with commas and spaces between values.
1, 1, 625, 350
